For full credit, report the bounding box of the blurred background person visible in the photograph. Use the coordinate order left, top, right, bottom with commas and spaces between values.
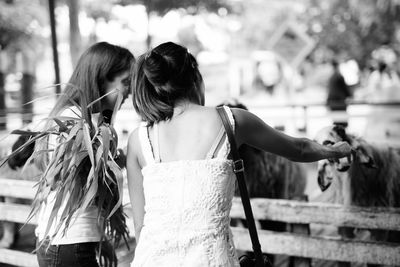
326, 59, 352, 127
366, 61, 400, 102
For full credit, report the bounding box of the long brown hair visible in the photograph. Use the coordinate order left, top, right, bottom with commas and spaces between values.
36, 42, 134, 170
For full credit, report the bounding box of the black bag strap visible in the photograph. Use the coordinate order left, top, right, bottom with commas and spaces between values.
216, 106, 268, 267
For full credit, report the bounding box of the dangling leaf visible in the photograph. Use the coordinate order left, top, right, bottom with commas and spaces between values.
52, 115, 81, 121
64, 124, 81, 142
76, 86, 92, 128
81, 173, 98, 211
82, 122, 95, 167
42, 186, 66, 242
52, 118, 68, 132
107, 163, 123, 219
20, 149, 41, 176
87, 89, 118, 109
10, 129, 41, 136
111, 89, 123, 126
100, 126, 111, 165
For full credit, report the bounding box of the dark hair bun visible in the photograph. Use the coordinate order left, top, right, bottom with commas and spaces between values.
143, 50, 170, 88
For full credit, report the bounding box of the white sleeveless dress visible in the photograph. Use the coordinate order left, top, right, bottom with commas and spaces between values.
131, 107, 240, 267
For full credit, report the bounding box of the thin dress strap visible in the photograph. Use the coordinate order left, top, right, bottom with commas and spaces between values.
138, 123, 155, 165
153, 123, 161, 163
214, 106, 235, 159
223, 105, 235, 131
205, 125, 225, 159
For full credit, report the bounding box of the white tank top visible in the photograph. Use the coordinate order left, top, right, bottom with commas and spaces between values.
35, 107, 102, 244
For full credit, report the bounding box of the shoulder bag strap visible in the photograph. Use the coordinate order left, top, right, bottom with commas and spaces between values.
216, 106, 268, 267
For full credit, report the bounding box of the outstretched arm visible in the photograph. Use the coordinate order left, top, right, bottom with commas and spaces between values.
126, 129, 145, 242
232, 108, 351, 162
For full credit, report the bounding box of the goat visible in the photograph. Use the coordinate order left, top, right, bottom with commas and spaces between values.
315, 125, 400, 255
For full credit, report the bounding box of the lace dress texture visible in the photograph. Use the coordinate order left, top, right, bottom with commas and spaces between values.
131, 106, 240, 267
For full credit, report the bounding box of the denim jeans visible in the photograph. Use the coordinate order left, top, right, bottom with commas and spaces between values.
36, 238, 99, 267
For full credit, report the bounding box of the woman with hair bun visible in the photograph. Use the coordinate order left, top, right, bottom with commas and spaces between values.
127, 42, 351, 266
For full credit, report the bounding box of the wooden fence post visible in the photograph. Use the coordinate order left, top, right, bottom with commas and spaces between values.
289, 195, 311, 267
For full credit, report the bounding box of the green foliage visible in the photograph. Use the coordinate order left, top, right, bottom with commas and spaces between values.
0, 88, 129, 267
118, 0, 230, 15
233, 0, 399, 69
305, 0, 400, 67
0, 0, 46, 49
233, 1, 310, 52
177, 24, 204, 56
147, 0, 230, 15
82, 0, 113, 21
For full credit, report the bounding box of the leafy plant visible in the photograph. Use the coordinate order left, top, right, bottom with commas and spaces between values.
0, 87, 129, 267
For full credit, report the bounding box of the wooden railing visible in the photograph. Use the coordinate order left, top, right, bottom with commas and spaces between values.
0, 179, 135, 267
230, 198, 400, 266
0, 178, 399, 266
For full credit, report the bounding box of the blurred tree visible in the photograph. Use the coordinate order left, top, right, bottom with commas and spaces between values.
79, 0, 231, 51
305, 0, 400, 69
234, 1, 301, 52
67, 0, 82, 67
119, 0, 231, 47
235, 0, 400, 71
132, 0, 229, 14
83, 1, 113, 44
0, 0, 46, 128
177, 23, 204, 56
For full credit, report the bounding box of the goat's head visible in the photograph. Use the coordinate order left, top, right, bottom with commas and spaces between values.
314, 125, 377, 191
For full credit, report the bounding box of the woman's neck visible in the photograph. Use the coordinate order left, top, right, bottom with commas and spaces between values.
173, 100, 198, 117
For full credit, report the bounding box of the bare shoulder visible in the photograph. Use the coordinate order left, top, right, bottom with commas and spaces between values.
127, 127, 141, 154
195, 106, 257, 132
229, 108, 267, 146
193, 106, 221, 125
229, 108, 259, 128
199, 105, 219, 116
128, 125, 152, 168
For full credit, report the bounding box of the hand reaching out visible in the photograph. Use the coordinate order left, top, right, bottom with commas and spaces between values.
328, 141, 355, 167
332, 141, 352, 158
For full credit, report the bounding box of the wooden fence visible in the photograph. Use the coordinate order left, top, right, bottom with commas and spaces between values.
0, 179, 135, 267
0, 178, 399, 266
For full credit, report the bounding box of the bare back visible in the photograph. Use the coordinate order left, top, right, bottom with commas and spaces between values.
147, 105, 225, 164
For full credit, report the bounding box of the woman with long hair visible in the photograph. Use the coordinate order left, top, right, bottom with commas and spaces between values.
127, 42, 351, 266
33, 42, 134, 267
